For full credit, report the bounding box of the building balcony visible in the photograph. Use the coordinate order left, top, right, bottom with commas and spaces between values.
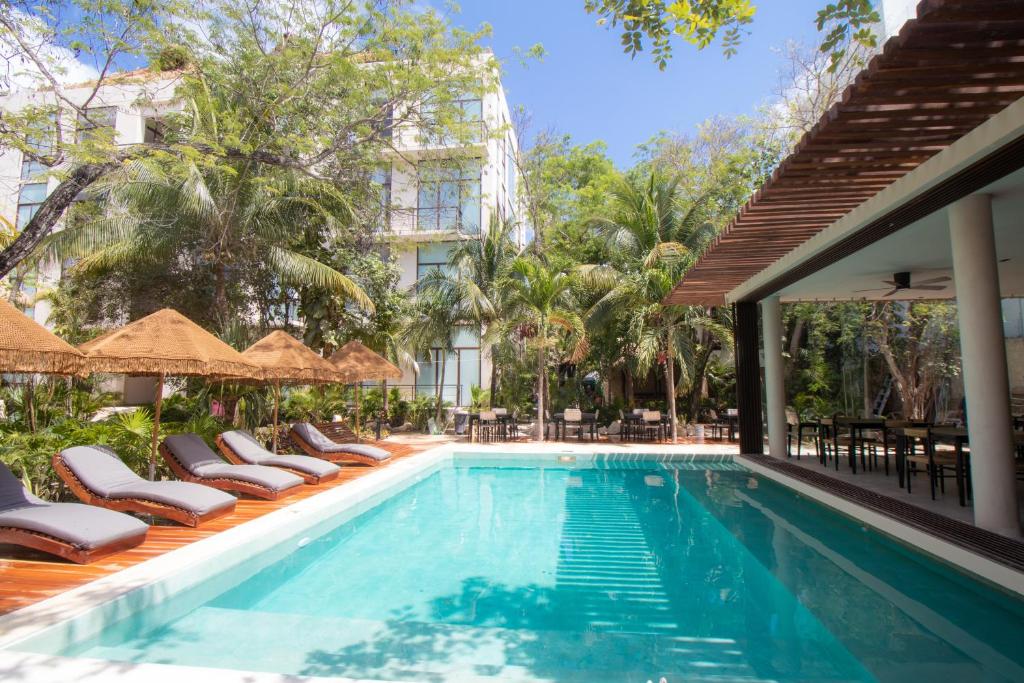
379, 207, 481, 241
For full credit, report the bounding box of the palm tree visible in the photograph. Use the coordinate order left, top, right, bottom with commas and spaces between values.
420, 216, 521, 401
401, 285, 464, 426
38, 84, 372, 329
505, 256, 584, 441
581, 172, 724, 442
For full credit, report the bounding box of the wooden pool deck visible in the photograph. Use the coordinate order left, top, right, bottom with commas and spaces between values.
0, 440, 441, 616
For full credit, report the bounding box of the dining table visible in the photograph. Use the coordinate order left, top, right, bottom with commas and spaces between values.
830, 417, 887, 474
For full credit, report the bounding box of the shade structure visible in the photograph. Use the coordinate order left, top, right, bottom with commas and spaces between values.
0, 298, 86, 377
79, 309, 263, 478
241, 331, 346, 452
329, 341, 401, 443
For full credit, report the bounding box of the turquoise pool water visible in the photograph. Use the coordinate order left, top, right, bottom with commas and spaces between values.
39, 459, 1024, 681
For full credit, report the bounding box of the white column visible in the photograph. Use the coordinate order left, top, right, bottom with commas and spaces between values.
762, 296, 787, 458
949, 194, 1020, 538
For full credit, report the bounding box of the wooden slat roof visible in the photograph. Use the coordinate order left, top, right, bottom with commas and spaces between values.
665, 0, 1024, 305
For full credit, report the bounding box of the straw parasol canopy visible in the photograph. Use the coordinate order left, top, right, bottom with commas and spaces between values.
0, 298, 86, 377
329, 341, 401, 381
241, 331, 347, 452
79, 309, 264, 478
329, 341, 401, 442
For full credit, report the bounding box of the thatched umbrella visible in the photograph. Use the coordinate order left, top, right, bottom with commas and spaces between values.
0, 298, 87, 376
329, 340, 401, 442
78, 309, 263, 478
0, 298, 88, 431
241, 330, 347, 453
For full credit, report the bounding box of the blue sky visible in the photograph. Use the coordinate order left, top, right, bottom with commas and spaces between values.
443, 0, 827, 167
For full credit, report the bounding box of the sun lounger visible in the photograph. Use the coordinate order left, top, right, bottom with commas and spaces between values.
54, 445, 237, 527
216, 430, 341, 485
288, 422, 392, 466
160, 433, 304, 500
0, 461, 147, 563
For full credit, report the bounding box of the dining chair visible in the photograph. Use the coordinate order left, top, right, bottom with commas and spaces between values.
563, 408, 584, 441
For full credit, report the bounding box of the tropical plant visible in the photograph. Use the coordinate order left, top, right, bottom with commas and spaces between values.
505, 257, 585, 441
402, 285, 465, 425
41, 84, 373, 330
581, 172, 729, 441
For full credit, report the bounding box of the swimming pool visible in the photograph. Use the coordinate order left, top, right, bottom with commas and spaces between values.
10, 454, 1024, 681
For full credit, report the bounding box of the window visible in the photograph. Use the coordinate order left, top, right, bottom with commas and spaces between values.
1003, 299, 1024, 338
144, 117, 166, 144
372, 165, 392, 211
416, 242, 452, 283
420, 92, 483, 144
77, 106, 117, 143
16, 183, 47, 230
417, 161, 480, 234
415, 326, 481, 406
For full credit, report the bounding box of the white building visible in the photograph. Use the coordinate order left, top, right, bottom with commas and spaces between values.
0, 59, 522, 407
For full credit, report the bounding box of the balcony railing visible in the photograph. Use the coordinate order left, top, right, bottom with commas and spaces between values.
382, 207, 480, 236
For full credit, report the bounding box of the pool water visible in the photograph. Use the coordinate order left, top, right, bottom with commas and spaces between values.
47, 460, 1024, 681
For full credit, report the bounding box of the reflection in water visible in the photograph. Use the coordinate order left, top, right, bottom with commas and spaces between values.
55, 463, 1024, 683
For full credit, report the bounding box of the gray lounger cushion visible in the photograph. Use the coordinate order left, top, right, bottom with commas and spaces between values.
59, 445, 236, 517
290, 423, 391, 461
0, 462, 147, 550
163, 434, 303, 492
220, 430, 341, 479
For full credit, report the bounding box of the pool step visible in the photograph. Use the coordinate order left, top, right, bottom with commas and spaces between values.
82, 606, 769, 682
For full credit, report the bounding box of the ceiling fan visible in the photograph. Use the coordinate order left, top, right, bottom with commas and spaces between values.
854, 271, 952, 298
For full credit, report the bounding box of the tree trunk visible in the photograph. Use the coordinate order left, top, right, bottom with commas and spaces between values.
535, 336, 545, 441
489, 347, 498, 407
686, 344, 715, 422
434, 351, 447, 427
624, 367, 634, 407
214, 262, 229, 326
665, 353, 678, 443
0, 161, 120, 278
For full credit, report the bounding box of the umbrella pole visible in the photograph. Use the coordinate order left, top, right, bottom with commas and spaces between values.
149, 373, 164, 481
355, 383, 361, 444
272, 380, 280, 454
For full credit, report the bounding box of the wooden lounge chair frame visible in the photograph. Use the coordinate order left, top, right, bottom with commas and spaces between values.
52, 452, 235, 528
288, 426, 387, 467
159, 443, 300, 501
0, 525, 144, 564
214, 434, 340, 485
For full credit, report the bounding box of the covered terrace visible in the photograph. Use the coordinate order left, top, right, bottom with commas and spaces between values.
666, 0, 1024, 540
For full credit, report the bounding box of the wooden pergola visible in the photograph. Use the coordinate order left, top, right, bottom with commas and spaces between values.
665, 0, 1024, 306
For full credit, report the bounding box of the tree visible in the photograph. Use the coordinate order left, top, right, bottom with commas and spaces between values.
0, 0, 490, 280
42, 128, 372, 330
401, 286, 464, 427
505, 257, 584, 441
583, 0, 879, 71
419, 216, 522, 401
582, 172, 725, 441
865, 302, 960, 420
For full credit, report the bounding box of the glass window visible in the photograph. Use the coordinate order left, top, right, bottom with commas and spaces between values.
416, 242, 453, 283
1003, 299, 1024, 338
417, 161, 481, 234
77, 106, 117, 143
144, 117, 165, 144
16, 183, 48, 229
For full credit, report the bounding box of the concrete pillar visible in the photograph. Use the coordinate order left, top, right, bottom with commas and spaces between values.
762, 296, 787, 458
949, 194, 1020, 537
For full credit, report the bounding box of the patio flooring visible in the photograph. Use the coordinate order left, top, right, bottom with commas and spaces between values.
0, 438, 450, 616
782, 445, 1024, 529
